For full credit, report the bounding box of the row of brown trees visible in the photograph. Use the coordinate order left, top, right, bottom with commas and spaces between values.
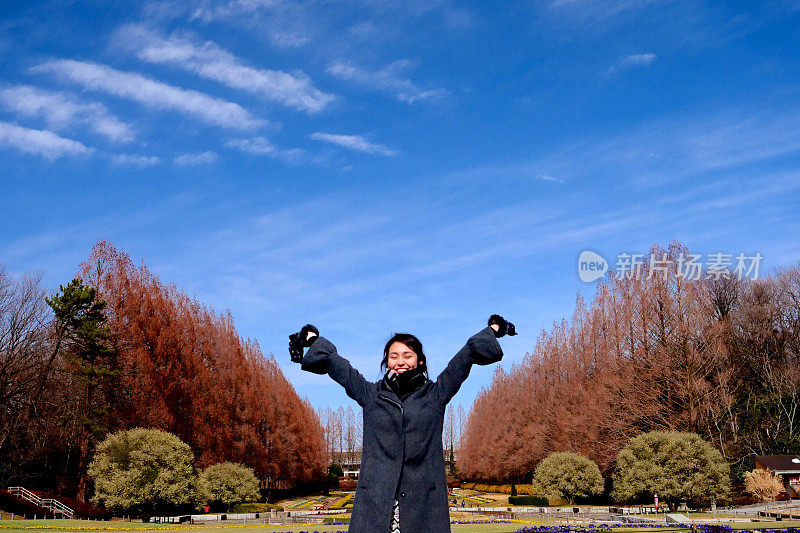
317, 405, 363, 467
460, 241, 800, 483
0, 241, 326, 501
317, 402, 467, 469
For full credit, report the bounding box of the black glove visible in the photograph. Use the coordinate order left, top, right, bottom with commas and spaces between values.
488, 314, 517, 338
289, 324, 320, 363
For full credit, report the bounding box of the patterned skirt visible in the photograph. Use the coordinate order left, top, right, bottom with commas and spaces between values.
390, 498, 400, 533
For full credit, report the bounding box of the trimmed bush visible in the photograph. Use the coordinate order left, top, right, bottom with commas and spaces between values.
460, 482, 537, 495
231, 502, 284, 513
329, 493, 354, 509
198, 462, 260, 511
88, 428, 197, 516
533, 451, 604, 504
509, 495, 549, 506
613, 431, 730, 510
329, 463, 344, 477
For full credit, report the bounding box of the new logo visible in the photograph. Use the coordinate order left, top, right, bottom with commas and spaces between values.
578, 250, 608, 282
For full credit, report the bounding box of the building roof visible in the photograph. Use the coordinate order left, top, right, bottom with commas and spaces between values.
756, 455, 800, 473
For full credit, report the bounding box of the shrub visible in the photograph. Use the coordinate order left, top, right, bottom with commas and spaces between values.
231, 502, 284, 513
744, 469, 783, 502
612, 431, 730, 510
198, 462, 260, 511
460, 482, 537, 495
533, 452, 604, 504
328, 463, 344, 477
509, 495, 549, 506
329, 493, 354, 509
88, 428, 197, 517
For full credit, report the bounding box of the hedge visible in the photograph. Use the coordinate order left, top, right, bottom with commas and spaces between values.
509, 495, 549, 506
329, 494, 354, 509
231, 502, 284, 513
460, 482, 537, 495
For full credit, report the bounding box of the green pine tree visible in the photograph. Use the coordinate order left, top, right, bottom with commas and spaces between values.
47, 278, 118, 503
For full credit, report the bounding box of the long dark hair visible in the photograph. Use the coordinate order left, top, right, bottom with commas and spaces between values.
381, 333, 428, 378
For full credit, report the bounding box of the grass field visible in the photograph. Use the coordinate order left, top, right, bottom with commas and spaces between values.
3, 518, 800, 533
0, 519, 516, 533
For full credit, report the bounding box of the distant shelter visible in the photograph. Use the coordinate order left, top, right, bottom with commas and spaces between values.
755, 455, 800, 498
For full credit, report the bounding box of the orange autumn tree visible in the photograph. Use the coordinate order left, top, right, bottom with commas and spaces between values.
459, 241, 800, 485
78, 241, 325, 488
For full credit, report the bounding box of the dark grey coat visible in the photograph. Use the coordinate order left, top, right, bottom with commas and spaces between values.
301, 326, 503, 533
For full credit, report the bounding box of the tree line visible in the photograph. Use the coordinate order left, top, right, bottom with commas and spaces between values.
459, 241, 800, 487
0, 241, 326, 502
317, 403, 467, 469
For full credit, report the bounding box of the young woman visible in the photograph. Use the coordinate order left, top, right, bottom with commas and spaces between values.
289, 315, 516, 533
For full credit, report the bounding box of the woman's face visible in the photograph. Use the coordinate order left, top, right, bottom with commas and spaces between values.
387, 341, 419, 373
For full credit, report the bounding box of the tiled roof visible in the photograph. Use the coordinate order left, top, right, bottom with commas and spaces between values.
756, 455, 800, 472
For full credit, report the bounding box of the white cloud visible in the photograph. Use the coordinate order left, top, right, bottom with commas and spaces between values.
116, 25, 333, 113
606, 53, 657, 76
620, 53, 657, 67
174, 151, 218, 166
537, 173, 563, 183
111, 153, 160, 166
269, 31, 310, 48
444, 104, 800, 190
191, 0, 280, 21
310, 132, 397, 156
0, 121, 93, 159
32, 59, 264, 130
327, 60, 448, 104
225, 136, 276, 155
549, 0, 663, 22
225, 136, 306, 162
443, 8, 472, 29
0, 85, 133, 142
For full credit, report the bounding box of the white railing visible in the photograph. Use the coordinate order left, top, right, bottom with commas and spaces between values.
7, 486, 74, 518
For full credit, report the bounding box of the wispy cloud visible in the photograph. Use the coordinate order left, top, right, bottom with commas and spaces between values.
310, 132, 397, 156
174, 151, 218, 166
190, 0, 280, 22
0, 121, 93, 159
549, 0, 664, 22
0, 85, 133, 142
225, 136, 306, 162
116, 25, 333, 113
620, 53, 656, 67
190, 0, 471, 36
269, 31, 310, 48
32, 59, 264, 130
111, 153, 160, 166
537, 173, 563, 183
327, 59, 448, 104
606, 53, 656, 75
439, 104, 800, 190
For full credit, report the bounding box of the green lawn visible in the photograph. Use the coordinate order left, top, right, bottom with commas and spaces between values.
2, 517, 800, 533
0, 518, 524, 533
610, 525, 800, 532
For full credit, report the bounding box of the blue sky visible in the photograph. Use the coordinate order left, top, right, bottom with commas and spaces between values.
2, 0, 800, 411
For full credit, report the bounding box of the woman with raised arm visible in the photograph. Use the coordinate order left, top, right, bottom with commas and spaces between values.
288, 315, 516, 533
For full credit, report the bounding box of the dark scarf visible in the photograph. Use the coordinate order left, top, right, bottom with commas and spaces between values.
382, 365, 427, 399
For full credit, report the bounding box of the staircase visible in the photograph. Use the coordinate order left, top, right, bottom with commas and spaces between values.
7, 487, 74, 518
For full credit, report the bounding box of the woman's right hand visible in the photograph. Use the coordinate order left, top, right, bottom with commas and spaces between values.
488, 314, 517, 337
301, 324, 319, 344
